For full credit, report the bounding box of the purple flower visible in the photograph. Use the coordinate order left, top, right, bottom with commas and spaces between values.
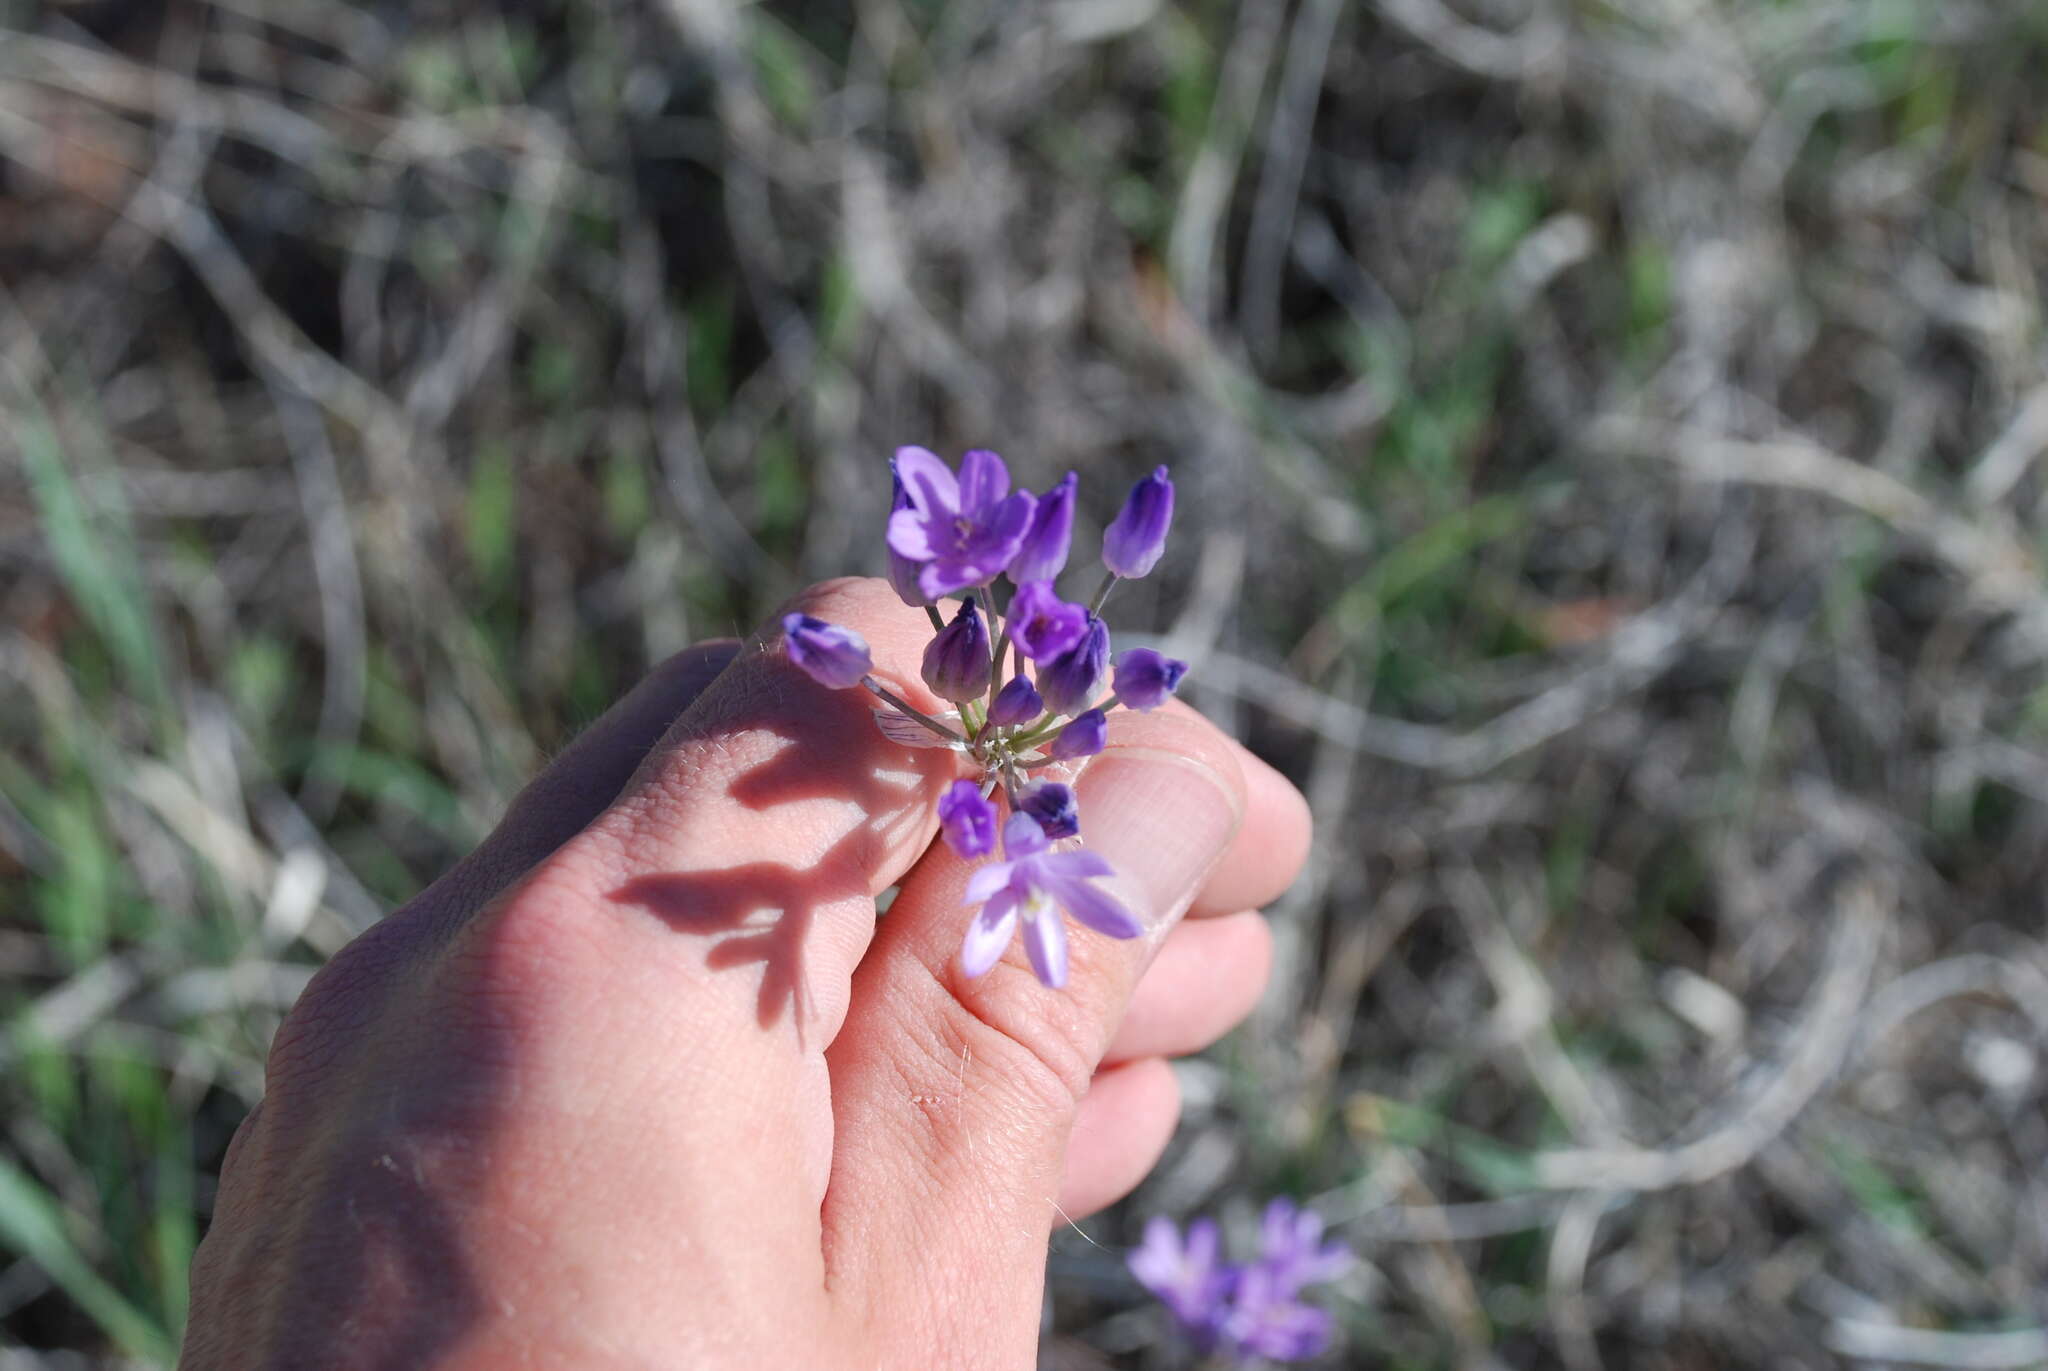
1218, 1263, 1336, 1362
1009, 471, 1076, 584
1128, 1217, 1229, 1343
1017, 780, 1079, 840
885, 471, 928, 606
782, 613, 871, 689
988, 675, 1043, 727
1007, 580, 1088, 662
1102, 465, 1175, 579
1112, 647, 1187, 712
960, 813, 1141, 987
887, 447, 1036, 598
1036, 614, 1109, 716
936, 779, 998, 859
1048, 708, 1107, 761
1129, 1201, 1352, 1365
921, 599, 992, 702
1257, 1198, 1354, 1295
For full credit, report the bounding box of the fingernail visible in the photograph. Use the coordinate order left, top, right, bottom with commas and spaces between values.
1073, 749, 1241, 931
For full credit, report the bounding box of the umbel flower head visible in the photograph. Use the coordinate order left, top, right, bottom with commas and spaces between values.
781, 446, 1191, 989
1128, 1198, 1353, 1364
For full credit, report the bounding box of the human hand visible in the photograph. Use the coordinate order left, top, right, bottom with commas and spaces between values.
181, 578, 1311, 1370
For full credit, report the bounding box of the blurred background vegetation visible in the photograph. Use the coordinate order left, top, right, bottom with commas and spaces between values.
4, 0, 2048, 1366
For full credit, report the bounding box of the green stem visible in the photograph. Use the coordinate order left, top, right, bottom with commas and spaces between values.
1088, 571, 1119, 617
860, 677, 965, 743
924, 604, 946, 633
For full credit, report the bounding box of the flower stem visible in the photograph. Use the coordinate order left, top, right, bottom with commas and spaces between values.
1088, 571, 1119, 617
860, 676, 965, 743
924, 604, 946, 633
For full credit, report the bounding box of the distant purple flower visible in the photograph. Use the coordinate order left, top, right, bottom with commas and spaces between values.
922, 599, 992, 702
1128, 1217, 1229, 1344
936, 779, 998, 859
1010, 471, 1077, 584
960, 813, 1141, 987
1218, 1263, 1336, 1362
1017, 780, 1079, 840
1129, 1200, 1351, 1365
988, 675, 1043, 727
888, 447, 1036, 598
1112, 648, 1187, 712
885, 471, 927, 606
1102, 465, 1174, 579
1049, 708, 1107, 761
782, 613, 871, 689
1036, 615, 1109, 716
1007, 580, 1088, 662
1257, 1198, 1354, 1295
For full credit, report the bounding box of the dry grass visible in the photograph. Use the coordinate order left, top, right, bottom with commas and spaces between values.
3, 0, 2048, 1366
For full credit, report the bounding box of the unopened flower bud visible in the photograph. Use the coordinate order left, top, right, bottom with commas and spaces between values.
1036, 614, 1109, 715
921, 599, 992, 702
1049, 708, 1107, 760
1018, 780, 1079, 840
1102, 465, 1174, 579
936, 779, 998, 858
1009, 471, 1076, 584
988, 675, 1043, 727
1112, 647, 1187, 712
783, 614, 872, 689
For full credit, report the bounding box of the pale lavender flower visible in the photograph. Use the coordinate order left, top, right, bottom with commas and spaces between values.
1036, 615, 1109, 716
936, 779, 998, 859
987, 675, 1043, 727
782, 614, 871, 689
1017, 780, 1079, 840
1006, 579, 1088, 662
922, 599, 992, 701
1112, 647, 1187, 712
960, 813, 1141, 987
1130, 1200, 1352, 1365
1048, 708, 1107, 761
1102, 465, 1174, 579
1009, 471, 1076, 583
888, 447, 1036, 597
1128, 1216, 1229, 1343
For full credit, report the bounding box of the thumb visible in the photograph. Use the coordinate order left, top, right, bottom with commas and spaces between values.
819, 709, 1245, 1365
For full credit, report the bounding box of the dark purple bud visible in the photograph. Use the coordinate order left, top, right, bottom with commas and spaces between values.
921, 599, 992, 702
782, 613, 872, 689
936, 779, 998, 858
1017, 780, 1079, 840
885, 471, 928, 606
1102, 465, 1175, 579
1049, 708, 1107, 760
1009, 471, 1076, 584
1006, 579, 1088, 662
1113, 647, 1187, 712
1036, 614, 1109, 715
988, 675, 1043, 727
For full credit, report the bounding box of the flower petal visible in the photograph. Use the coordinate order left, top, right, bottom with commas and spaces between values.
886, 506, 938, 561
1000, 812, 1049, 859
959, 890, 1018, 978
893, 445, 958, 516
963, 861, 1019, 905
1022, 904, 1069, 987
1040, 869, 1142, 938
956, 448, 1010, 512
1038, 848, 1115, 880
918, 558, 985, 598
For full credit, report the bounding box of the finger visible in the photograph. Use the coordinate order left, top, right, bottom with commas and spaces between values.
408, 641, 742, 932
1187, 742, 1312, 918
1104, 911, 1271, 1064
461, 578, 958, 1238
1054, 1058, 1180, 1221
821, 705, 1245, 1364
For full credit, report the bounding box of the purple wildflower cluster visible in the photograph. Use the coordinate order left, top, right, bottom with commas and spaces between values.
780, 447, 1189, 987
1128, 1199, 1353, 1364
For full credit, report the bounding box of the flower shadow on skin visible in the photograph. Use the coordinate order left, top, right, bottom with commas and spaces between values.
604, 697, 943, 1034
